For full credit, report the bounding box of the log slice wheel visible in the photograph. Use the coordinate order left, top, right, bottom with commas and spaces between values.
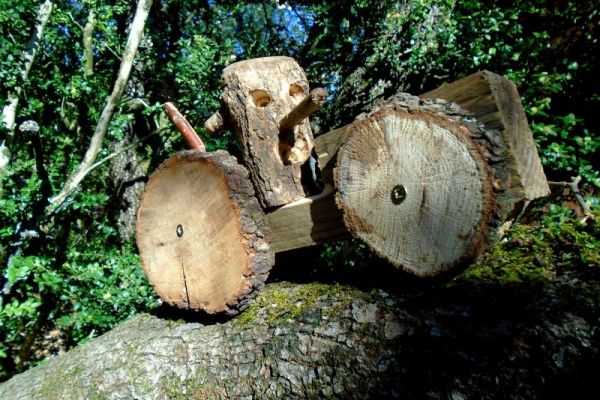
136, 150, 274, 315
334, 104, 495, 277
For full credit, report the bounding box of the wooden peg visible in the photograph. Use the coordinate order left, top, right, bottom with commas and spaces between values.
279, 88, 328, 133
204, 110, 224, 135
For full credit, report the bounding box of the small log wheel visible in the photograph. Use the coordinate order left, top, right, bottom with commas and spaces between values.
136, 150, 274, 314
334, 105, 495, 277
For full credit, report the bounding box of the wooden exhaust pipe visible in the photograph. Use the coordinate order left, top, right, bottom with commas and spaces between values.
164, 102, 206, 152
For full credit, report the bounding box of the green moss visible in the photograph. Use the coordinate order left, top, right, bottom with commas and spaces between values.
454, 208, 599, 287
161, 375, 214, 400
35, 360, 110, 400
157, 363, 227, 400
235, 282, 358, 327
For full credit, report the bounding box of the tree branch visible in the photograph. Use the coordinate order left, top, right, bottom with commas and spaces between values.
66, 11, 83, 31
548, 176, 592, 221
82, 10, 96, 77
48, 0, 153, 210
1, 0, 54, 173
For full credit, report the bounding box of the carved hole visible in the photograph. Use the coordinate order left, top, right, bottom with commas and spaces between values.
250, 89, 271, 107
289, 83, 306, 99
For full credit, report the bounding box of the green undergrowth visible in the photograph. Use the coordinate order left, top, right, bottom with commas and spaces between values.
454, 207, 599, 288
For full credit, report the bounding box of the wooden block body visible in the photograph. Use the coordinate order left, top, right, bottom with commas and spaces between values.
221, 56, 316, 208
421, 71, 550, 201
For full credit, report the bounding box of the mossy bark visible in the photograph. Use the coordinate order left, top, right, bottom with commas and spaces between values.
1, 279, 597, 399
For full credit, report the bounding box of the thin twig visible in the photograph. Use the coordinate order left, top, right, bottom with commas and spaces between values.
102, 43, 122, 61
67, 11, 83, 31
548, 176, 592, 221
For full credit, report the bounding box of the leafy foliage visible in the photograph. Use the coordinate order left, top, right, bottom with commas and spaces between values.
446, 0, 600, 186
0, 0, 598, 382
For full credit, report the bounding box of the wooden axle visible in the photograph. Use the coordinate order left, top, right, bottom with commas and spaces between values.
265, 185, 348, 253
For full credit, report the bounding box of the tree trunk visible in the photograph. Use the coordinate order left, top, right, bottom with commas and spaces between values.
48, 0, 153, 208
219, 56, 317, 209
0, 0, 53, 173
108, 137, 146, 242
0, 279, 596, 399
136, 150, 274, 315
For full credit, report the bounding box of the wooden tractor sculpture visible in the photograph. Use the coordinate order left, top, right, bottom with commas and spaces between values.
136, 57, 550, 315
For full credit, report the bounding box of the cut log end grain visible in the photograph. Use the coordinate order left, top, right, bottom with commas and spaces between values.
136, 150, 274, 315
420, 70, 550, 201
334, 107, 494, 277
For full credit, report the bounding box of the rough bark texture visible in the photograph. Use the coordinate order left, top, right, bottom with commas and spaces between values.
108, 138, 146, 242
136, 150, 274, 315
1, 278, 597, 399
420, 70, 550, 201
221, 56, 316, 208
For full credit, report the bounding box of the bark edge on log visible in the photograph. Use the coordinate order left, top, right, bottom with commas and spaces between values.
136, 150, 274, 315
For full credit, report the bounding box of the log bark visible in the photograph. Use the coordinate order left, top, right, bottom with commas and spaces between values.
420, 70, 550, 201
1, 279, 596, 399
136, 150, 274, 315
220, 56, 316, 208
